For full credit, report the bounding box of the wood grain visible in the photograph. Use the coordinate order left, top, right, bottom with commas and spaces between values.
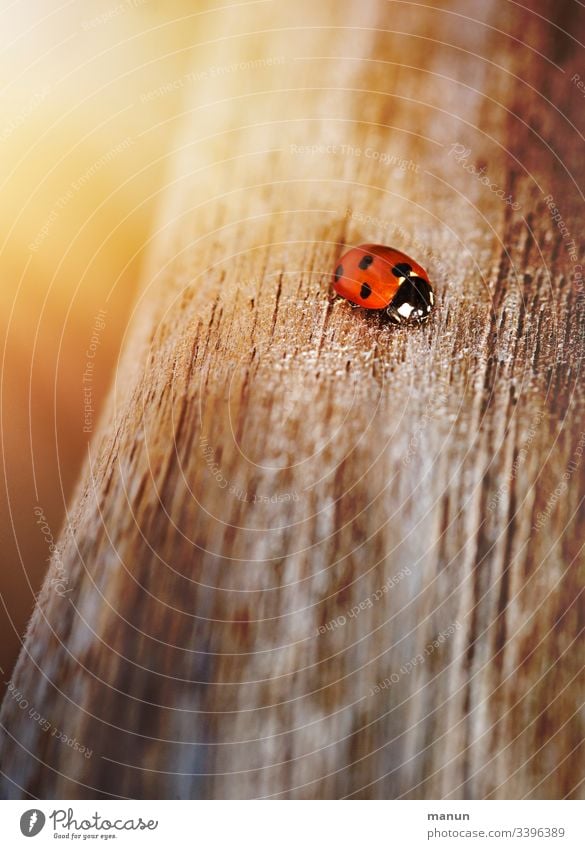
1, 0, 584, 799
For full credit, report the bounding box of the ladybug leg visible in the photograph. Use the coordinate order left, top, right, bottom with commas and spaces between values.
385, 304, 403, 324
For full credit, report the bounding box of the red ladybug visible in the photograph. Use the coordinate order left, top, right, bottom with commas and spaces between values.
333, 244, 435, 323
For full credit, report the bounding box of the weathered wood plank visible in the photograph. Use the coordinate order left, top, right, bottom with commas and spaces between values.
1, 0, 584, 799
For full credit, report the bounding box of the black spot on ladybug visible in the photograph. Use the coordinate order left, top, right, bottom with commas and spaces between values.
358, 254, 374, 270
392, 262, 412, 278
334, 264, 344, 281
360, 282, 372, 299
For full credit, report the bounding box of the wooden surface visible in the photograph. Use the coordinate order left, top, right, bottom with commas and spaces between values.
1, 0, 584, 799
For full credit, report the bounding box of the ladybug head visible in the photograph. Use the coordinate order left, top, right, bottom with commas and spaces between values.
386, 276, 434, 324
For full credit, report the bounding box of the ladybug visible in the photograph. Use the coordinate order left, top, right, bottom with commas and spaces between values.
333, 244, 435, 323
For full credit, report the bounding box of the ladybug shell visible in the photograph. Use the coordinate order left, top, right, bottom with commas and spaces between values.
333, 244, 430, 309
